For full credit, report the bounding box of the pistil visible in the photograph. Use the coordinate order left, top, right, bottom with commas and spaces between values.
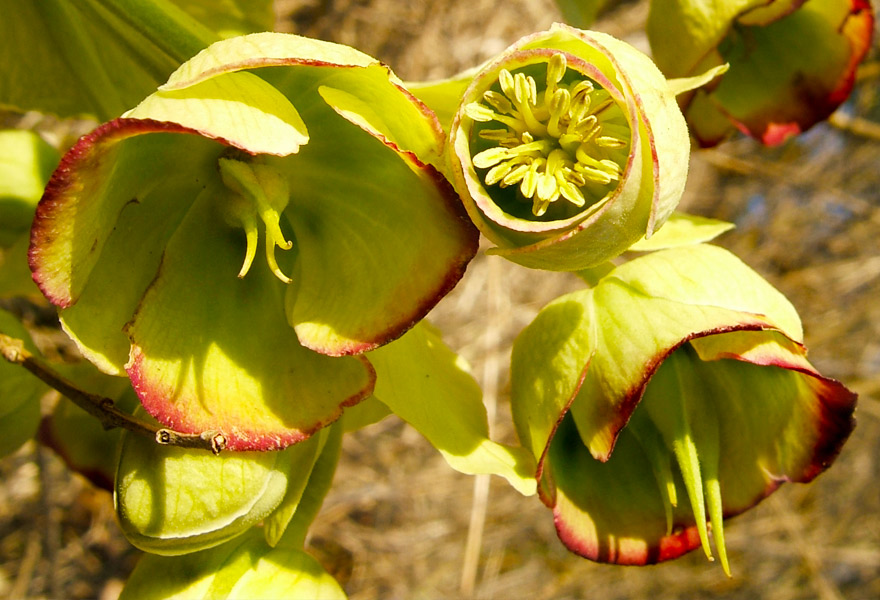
218, 157, 294, 284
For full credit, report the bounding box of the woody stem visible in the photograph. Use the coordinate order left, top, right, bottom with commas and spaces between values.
0, 333, 227, 454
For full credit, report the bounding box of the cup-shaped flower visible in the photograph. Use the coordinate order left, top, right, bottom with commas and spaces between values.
448, 24, 690, 271
29, 33, 479, 451
647, 0, 875, 146
511, 244, 856, 570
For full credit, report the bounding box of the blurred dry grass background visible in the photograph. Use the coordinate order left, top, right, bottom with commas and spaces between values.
2, 1, 879, 598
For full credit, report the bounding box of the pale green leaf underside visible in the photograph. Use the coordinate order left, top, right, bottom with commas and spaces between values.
126, 70, 308, 156
369, 323, 537, 496
629, 212, 734, 252
161, 31, 377, 91
115, 409, 296, 555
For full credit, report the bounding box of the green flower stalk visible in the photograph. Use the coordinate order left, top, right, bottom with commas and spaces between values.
448, 24, 691, 271
28, 33, 479, 451
510, 244, 856, 570
647, 0, 875, 145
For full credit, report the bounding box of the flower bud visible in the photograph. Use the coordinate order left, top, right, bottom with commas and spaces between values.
449, 24, 690, 271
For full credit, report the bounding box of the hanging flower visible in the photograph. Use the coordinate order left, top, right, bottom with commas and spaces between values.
647, 0, 875, 145
29, 33, 478, 451
447, 24, 692, 271
510, 244, 856, 570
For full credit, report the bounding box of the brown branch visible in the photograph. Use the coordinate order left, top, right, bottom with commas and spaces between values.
1, 333, 226, 454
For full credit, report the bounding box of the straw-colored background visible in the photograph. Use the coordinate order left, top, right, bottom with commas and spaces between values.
1, 1, 879, 598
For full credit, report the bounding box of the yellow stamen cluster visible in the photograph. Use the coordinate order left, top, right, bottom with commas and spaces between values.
465, 54, 630, 218
218, 157, 294, 284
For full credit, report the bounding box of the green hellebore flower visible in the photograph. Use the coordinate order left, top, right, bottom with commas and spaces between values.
448, 24, 690, 271
29, 33, 478, 451
511, 244, 856, 571
647, 0, 875, 146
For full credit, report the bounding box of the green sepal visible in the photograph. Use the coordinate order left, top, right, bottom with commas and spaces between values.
368, 322, 537, 496
119, 529, 346, 600
115, 407, 298, 555
124, 183, 374, 451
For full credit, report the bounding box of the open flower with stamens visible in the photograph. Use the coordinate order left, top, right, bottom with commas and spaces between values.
28, 33, 478, 451
647, 0, 874, 146
448, 24, 690, 271
511, 244, 856, 569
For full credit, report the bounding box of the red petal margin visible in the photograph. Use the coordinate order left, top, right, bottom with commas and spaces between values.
127, 349, 376, 452
550, 346, 857, 566
28, 118, 242, 308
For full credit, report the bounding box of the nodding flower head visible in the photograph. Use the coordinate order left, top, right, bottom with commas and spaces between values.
28, 33, 478, 452
647, 0, 874, 146
450, 24, 690, 272
510, 244, 857, 571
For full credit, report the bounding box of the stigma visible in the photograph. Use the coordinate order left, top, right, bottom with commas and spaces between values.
464, 53, 630, 218
218, 157, 294, 284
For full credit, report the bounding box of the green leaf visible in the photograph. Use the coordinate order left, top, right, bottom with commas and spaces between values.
115, 408, 298, 555
120, 530, 346, 600
0, 309, 46, 458
0, 0, 274, 120
629, 212, 734, 252
368, 322, 537, 496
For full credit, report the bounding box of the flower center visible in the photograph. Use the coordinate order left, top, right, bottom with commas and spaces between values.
465, 53, 631, 219
218, 157, 293, 284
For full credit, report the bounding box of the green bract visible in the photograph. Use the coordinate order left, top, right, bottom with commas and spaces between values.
448, 24, 690, 271
647, 0, 875, 145
29, 33, 479, 451
510, 244, 856, 570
